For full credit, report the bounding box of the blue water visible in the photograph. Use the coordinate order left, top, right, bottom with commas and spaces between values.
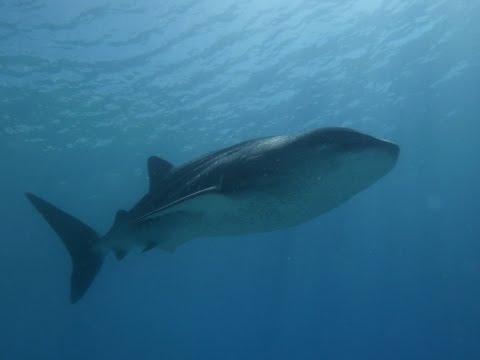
1, 0, 479, 359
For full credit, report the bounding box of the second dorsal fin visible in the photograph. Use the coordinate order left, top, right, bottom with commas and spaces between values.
148, 156, 174, 193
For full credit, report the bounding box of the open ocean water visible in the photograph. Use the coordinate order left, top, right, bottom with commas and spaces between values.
1, 0, 479, 359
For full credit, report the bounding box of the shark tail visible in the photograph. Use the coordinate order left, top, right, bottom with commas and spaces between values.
25, 193, 105, 303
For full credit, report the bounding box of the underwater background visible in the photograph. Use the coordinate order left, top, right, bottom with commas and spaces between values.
1, 0, 479, 359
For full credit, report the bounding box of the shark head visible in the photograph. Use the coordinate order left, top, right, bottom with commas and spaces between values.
314, 127, 398, 169
286, 127, 399, 205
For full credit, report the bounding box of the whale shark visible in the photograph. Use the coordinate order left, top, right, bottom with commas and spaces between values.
26, 127, 399, 303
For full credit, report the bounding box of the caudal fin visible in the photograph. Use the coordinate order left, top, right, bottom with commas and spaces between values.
25, 193, 104, 303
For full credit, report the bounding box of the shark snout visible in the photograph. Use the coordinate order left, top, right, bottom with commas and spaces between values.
383, 140, 400, 161
375, 139, 400, 173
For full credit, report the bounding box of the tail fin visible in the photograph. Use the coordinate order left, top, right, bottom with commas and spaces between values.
25, 193, 105, 303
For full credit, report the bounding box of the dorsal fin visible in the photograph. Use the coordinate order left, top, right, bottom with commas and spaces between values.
148, 156, 174, 193
113, 209, 128, 227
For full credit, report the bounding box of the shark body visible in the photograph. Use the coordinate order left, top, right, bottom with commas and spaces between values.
26, 127, 399, 303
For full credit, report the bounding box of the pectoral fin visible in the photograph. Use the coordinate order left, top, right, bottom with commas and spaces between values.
142, 243, 156, 253
133, 185, 225, 224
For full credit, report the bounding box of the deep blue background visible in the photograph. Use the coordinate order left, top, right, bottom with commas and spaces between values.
1, 0, 479, 359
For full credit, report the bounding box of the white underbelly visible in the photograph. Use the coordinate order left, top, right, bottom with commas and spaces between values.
197, 189, 326, 237
150, 190, 317, 251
